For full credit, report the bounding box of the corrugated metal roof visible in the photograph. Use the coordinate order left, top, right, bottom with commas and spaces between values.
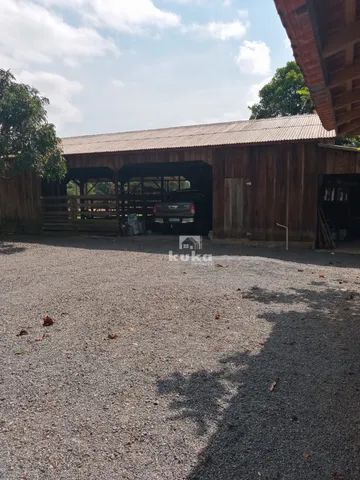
62, 114, 336, 156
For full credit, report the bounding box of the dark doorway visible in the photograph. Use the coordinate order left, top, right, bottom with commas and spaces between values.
318, 174, 360, 249
118, 161, 213, 235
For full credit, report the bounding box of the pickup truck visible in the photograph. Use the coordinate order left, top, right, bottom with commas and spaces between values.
152, 191, 210, 234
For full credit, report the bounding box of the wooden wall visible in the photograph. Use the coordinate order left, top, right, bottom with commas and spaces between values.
66, 148, 214, 171
213, 143, 360, 243
3, 142, 358, 240
0, 171, 41, 233
65, 142, 360, 243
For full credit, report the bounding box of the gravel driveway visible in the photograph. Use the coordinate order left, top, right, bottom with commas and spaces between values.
1, 236, 360, 480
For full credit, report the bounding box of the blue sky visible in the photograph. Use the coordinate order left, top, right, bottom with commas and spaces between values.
0, 0, 293, 137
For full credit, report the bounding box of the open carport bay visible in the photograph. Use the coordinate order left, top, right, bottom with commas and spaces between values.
42, 161, 213, 236
1, 236, 360, 479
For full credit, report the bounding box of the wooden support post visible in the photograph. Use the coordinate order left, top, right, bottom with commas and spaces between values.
114, 170, 120, 234
79, 180, 85, 220
121, 181, 125, 221
161, 176, 165, 201
141, 176, 147, 222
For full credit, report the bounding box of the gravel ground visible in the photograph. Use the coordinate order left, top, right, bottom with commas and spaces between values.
1, 236, 360, 480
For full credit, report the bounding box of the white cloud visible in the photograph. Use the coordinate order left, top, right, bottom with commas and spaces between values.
90, 0, 180, 32
187, 18, 249, 40
18, 71, 83, 128
112, 79, 125, 88
247, 77, 272, 106
284, 36, 292, 51
185, 10, 249, 41
0, 0, 117, 70
37, 0, 181, 33
0, 53, 22, 71
164, 0, 231, 4
0, 0, 118, 133
235, 40, 271, 76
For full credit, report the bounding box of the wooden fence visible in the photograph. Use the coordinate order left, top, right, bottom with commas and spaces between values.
41, 194, 162, 233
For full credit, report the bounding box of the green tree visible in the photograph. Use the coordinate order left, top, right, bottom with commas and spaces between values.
337, 136, 360, 149
0, 69, 66, 180
249, 61, 314, 119
248, 61, 360, 147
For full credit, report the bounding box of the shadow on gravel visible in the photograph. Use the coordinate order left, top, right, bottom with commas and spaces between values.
10, 234, 360, 269
0, 242, 26, 255
157, 286, 360, 479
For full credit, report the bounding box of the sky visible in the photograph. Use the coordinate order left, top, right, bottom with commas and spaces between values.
0, 0, 294, 137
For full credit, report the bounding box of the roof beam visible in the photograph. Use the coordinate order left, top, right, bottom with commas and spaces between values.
329, 64, 360, 88
333, 89, 360, 109
338, 118, 360, 136
337, 109, 360, 125
342, 1, 357, 119
322, 21, 360, 57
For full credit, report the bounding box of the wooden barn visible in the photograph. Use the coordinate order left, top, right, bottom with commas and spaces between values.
2, 113, 360, 249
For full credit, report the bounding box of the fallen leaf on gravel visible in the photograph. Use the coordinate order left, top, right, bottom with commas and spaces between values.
16, 330, 28, 337
269, 378, 279, 392
319, 274, 325, 278
34, 333, 48, 342
216, 264, 224, 268
43, 315, 54, 327
303, 452, 312, 461
297, 269, 304, 272
108, 333, 119, 340
215, 314, 221, 320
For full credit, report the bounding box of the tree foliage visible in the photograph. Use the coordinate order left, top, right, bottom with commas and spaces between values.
249, 61, 314, 119
248, 61, 360, 147
337, 136, 360, 149
0, 69, 66, 180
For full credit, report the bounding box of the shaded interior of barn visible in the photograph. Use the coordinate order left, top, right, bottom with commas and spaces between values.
41, 161, 213, 235
318, 174, 360, 250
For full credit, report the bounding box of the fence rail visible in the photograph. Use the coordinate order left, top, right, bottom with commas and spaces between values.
41, 194, 160, 233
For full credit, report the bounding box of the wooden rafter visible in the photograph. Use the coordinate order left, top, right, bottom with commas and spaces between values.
337, 109, 360, 125
339, 118, 360, 136
322, 20, 360, 58
274, 0, 360, 135
329, 64, 360, 89
333, 89, 360, 109
345, 3, 356, 104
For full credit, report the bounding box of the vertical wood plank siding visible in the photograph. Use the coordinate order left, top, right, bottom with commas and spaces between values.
2, 143, 360, 240
212, 143, 360, 242
0, 171, 41, 233
66, 143, 360, 242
